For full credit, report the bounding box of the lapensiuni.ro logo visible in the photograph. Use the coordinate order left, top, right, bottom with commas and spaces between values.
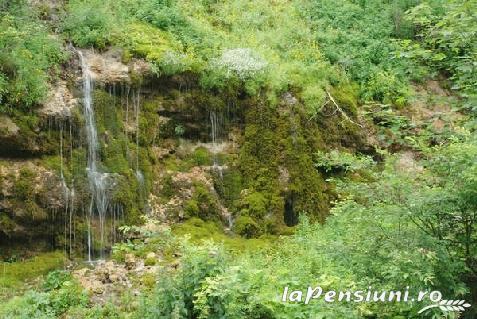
281, 286, 471, 315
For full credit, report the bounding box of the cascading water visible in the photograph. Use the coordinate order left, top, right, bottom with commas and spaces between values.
209, 110, 234, 229
78, 51, 112, 261
209, 110, 221, 169
134, 89, 144, 185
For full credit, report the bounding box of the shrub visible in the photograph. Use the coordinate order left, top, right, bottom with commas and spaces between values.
62, 0, 116, 49
0, 5, 66, 111
313, 150, 374, 173
239, 191, 267, 218
128, 0, 186, 31
233, 215, 261, 238
43, 270, 72, 291
399, 1, 477, 98
190, 147, 212, 166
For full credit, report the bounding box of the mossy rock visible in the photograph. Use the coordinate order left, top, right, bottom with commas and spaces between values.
239, 191, 267, 219
233, 215, 261, 238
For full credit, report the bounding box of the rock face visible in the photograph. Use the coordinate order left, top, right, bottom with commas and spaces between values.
148, 166, 229, 223
0, 160, 69, 241
0, 116, 20, 137
0, 115, 42, 156
38, 81, 78, 120
78, 49, 152, 84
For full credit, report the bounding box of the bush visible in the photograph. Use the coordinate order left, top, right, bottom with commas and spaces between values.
0, 5, 66, 111
190, 147, 212, 166
313, 150, 374, 173
239, 191, 267, 218
302, 0, 417, 104
399, 1, 477, 98
233, 215, 261, 238
62, 0, 117, 49
136, 241, 225, 319
43, 270, 72, 291
127, 0, 186, 31
0, 278, 88, 318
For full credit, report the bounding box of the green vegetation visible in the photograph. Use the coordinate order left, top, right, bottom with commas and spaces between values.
131, 139, 475, 318
0, 1, 66, 113
0, 252, 65, 299
61, 0, 118, 49
313, 150, 374, 173
399, 0, 477, 100
0, 274, 88, 319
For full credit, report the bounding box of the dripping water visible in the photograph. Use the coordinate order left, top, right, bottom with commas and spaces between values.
78, 51, 112, 262
209, 110, 234, 229
209, 110, 220, 169
134, 89, 144, 185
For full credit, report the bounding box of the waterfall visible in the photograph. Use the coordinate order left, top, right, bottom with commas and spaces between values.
209, 110, 234, 229
134, 89, 144, 185
78, 51, 111, 261
210, 110, 221, 168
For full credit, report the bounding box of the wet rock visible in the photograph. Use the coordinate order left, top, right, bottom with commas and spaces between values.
73, 260, 131, 297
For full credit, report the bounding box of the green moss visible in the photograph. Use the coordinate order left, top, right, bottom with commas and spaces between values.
233, 215, 261, 238
235, 96, 356, 231
172, 218, 275, 253
184, 199, 200, 217
141, 273, 156, 289
139, 98, 162, 146
0, 251, 65, 296
213, 166, 242, 208
160, 174, 175, 200
94, 90, 122, 137
13, 168, 35, 200
183, 182, 220, 221
330, 82, 359, 116
0, 214, 16, 237
92, 88, 153, 226
163, 156, 180, 172
113, 176, 142, 225
239, 191, 267, 219
144, 257, 156, 267
122, 22, 201, 75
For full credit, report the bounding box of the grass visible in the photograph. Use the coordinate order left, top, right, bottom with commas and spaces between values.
172, 217, 277, 253
0, 251, 66, 301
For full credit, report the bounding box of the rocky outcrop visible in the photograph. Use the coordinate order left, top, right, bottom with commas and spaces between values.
78, 49, 152, 84
0, 160, 68, 240
38, 81, 78, 121
148, 165, 230, 223
0, 116, 40, 156
73, 257, 159, 304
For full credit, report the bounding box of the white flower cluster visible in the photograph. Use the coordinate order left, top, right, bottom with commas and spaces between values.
160, 50, 187, 72
214, 48, 267, 79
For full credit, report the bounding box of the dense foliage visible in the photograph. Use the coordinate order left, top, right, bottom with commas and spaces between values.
0, 0, 66, 113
